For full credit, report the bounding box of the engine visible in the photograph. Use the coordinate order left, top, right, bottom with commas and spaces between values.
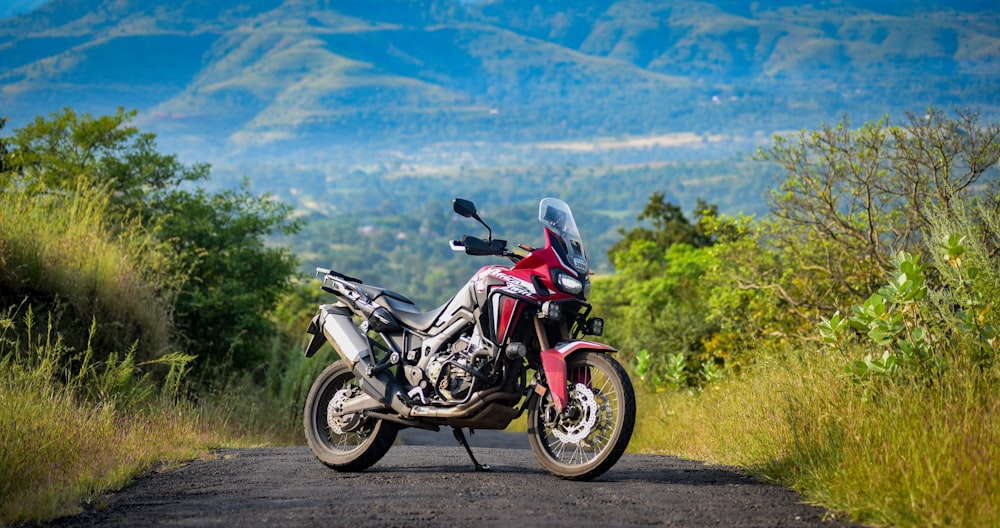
406, 325, 497, 404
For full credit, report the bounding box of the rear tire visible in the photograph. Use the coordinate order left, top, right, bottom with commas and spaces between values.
528, 351, 636, 480
303, 361, 398, 471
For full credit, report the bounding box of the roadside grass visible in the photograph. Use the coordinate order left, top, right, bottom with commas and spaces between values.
189, 340, 343, 447
0, 304, 305, 525
0, 310, 194, 524
0, 371, 215, 523
0, 181, 176, 363
629, 345, 1000, 527
0, 182, 284, 525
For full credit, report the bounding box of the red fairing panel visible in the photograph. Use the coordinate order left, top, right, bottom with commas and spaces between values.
539, 340, 617, 411
496, 296, 524, 344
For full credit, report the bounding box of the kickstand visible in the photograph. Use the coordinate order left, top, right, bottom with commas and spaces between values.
452, 427, 491, 472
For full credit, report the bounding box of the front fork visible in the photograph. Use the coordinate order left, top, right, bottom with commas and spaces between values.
535, 318, 569, 412
533, 317, 615, 413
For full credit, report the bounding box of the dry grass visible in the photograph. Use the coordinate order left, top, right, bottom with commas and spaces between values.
0, 307, 275, 525
0, 181, 177, 362
629, 347, 1000, 527
0, 377, 217, 522
0, 183, 263, 525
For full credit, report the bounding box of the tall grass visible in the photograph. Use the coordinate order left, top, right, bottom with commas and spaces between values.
0, 304, 204, 524
0, 300, 318, 524
188, 337, 341, 446
0, 180, 179, 363
629, 346, 999, 527
0, 181, 298, 524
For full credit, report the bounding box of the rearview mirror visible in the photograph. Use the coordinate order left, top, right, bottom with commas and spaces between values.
453, 198, 478, 219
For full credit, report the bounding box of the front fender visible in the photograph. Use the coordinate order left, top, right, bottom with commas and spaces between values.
539, 340, 617, 412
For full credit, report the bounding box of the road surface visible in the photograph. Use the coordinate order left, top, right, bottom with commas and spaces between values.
44, 429, 857, 527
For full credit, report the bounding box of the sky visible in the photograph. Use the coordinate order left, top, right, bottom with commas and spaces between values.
0, 0, 49, 19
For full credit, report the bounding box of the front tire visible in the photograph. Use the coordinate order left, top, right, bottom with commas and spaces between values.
303, 360, 398, 471
528, 351, 636, 480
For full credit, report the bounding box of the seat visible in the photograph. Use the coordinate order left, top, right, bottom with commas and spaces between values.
359, 284, 451, 332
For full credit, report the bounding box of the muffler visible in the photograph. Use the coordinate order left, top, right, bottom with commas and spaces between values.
310, 304, 413, 417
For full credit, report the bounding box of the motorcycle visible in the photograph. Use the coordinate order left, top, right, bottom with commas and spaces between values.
302, 197, 635, 480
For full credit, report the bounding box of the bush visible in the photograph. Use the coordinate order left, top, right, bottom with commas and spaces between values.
0, 180, 177, 365
2, 108, 301, 373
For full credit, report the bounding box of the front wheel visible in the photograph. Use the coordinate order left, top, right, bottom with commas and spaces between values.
528, 351, 636, 480
303, 360, 398, 471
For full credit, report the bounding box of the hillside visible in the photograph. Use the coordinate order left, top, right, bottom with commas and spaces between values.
2, 0, 998, 166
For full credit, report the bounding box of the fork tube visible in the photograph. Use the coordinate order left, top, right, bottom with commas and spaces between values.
533, 317, 550, 350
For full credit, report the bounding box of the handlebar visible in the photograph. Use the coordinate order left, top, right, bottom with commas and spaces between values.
454, 235, 508, 256
450, 237, 523, 263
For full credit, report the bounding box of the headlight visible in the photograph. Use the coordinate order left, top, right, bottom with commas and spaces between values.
555, 272, 584, 295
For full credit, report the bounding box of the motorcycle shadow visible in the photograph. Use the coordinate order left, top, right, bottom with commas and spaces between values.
396, 428, 529, 449
376, 444, 762, 488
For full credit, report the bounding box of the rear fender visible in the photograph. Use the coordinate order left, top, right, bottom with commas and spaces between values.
304, 313, 327, 357
539, 340, 617, 412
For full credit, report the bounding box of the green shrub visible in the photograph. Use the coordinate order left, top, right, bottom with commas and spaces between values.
0, 181, 177, 366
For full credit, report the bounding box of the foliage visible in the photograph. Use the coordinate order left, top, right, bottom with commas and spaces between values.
606, 192, 718, 263
593, 192, 728, 389
2, 107, 300, 373
924, 190, 1000, 367
3, 107, 210, 216
667, 108, 1000, 362
152, 181, 300, 371
820, 194, 1000, 392
819, 252, 939, 391
755, 108, 1000, 328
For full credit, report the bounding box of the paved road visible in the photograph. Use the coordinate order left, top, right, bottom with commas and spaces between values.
45, 430, 857, 527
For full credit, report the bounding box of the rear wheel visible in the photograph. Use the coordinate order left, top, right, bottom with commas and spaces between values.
528, 351, 636, 480
303, 361, 398, 471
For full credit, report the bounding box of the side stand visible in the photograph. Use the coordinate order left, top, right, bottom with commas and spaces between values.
452, 427, 491, 472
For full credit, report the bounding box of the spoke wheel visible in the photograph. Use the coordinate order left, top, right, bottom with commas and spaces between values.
528, 351, 636, 481
303, 361, 398, 471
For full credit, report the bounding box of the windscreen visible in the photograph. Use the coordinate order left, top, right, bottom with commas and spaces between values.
538, 197, 588, 275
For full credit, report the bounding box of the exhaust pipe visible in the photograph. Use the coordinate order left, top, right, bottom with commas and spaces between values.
408, 387, 519, 419
315, 304, 413, 417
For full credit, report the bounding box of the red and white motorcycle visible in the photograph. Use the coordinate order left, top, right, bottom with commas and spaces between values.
303, 197, 635, 480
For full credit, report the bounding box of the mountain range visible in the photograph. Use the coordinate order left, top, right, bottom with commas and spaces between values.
2, 0, 999, 167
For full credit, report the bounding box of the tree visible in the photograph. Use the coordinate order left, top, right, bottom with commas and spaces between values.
153, 183, 299, 371
4, 108, 300, 372
607, 192, 717, 270
697, 107, 1000, 343
6, 107, 209, 216
595, 193, 727, 388
758, 108, 1000, 299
